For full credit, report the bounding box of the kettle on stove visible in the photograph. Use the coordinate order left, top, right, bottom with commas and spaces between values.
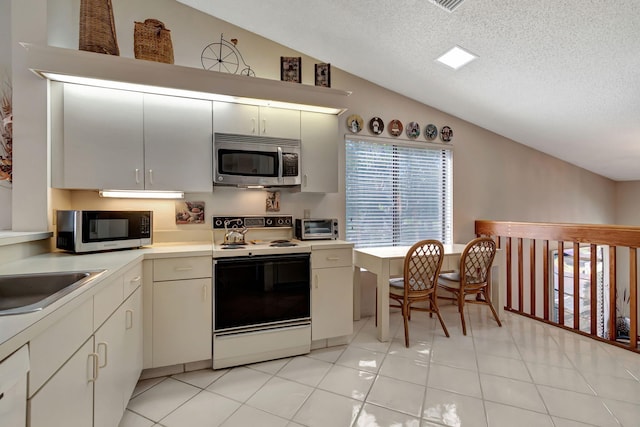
223, 219, 248, 244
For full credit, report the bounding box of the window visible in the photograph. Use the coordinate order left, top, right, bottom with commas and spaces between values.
345, 137, 452, 248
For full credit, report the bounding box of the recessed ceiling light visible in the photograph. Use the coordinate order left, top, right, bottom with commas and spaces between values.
436, 46, 478, 70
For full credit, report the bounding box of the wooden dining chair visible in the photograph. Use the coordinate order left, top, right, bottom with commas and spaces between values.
388, 240, 449, 347
437, 237, 502, 335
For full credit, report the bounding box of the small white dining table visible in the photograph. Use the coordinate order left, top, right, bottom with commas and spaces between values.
353, 244, 506, 342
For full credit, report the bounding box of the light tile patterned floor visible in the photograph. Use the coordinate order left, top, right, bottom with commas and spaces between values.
120, 305, 640, 427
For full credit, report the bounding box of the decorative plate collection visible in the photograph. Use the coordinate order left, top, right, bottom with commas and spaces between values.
346, 114, 364, 133
347, 115, 453, 143
369, 117, 384, 135
388, 120, 403, 137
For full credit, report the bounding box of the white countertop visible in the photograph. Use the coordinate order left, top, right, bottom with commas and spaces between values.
0, 231, 53, 247
0, 242, 212, 361
0, 239, 353, 361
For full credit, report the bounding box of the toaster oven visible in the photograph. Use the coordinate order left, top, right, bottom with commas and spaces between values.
295, 218, 338, 240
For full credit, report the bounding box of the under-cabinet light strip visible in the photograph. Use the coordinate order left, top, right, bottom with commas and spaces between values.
99, 190, 185, 199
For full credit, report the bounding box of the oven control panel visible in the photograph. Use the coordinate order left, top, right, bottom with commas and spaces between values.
212, 215, 293, 229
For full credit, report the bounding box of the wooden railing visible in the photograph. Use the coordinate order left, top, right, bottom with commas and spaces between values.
475, 220, 640, 352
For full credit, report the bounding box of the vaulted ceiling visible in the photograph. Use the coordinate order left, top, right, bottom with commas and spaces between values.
178, 0, 640, 181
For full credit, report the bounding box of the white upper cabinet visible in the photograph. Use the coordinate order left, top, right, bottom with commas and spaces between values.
54, 83, 213, 192
144, 94, 213, 192
60, 84, 144, 190
300, 111, 339, 193
213, 101, 300, 139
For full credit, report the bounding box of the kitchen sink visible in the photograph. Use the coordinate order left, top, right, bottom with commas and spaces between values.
0, 270, 105, 316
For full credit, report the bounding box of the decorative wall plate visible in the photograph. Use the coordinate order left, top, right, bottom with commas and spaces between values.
425, 124, 438, 141
369, 117, 384, 135
440, 125, 453, 142
388, 119, 403, 137
346, 114, 364, 133
406, 122, 420, 139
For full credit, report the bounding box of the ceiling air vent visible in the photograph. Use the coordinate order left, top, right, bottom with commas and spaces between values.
429, 0, 465, 12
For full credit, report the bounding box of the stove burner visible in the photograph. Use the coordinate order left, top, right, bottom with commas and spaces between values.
269, 242, 298, 247
221, 244, 246, 249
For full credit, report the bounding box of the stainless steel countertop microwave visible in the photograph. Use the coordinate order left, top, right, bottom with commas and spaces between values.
213, 133, 301, 187
56, 210, 152, 253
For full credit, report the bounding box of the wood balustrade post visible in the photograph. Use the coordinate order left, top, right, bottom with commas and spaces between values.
630, 248, 638, 349
573, 242, 580, 331
590, 244, 597, 335
518, 238, 524, 312
530, 239, 536, 316
506, 237, 512, 310
543, 240, 549, 321
609, 247, 617, 341
558, 241, 565, 326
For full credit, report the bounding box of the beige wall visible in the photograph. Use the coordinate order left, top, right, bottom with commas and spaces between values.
5, 0, 619, 242
615, 181, 640, 225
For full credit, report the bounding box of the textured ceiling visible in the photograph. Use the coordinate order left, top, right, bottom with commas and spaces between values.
177, 0, 640, 181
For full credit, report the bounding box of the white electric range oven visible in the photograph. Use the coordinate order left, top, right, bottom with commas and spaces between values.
211, 215, 312, 369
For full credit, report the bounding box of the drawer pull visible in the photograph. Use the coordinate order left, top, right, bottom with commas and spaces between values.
326, 257, 340, 261
174, 267, 193, 272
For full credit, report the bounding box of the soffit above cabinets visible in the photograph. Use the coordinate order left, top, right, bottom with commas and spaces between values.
24, 44, 350, 115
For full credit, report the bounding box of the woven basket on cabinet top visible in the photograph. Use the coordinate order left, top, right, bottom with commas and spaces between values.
79, 0, 120, 55
134, 19, 174, 64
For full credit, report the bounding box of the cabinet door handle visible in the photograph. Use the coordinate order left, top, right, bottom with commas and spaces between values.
88, 353, 99, 382
303, 174, 308, 188
126, 309, 134, 330
262, 119, 267, 134
314, 274, 319, 289
175, 266, 193, 272
202, 284, 208, 301
135, 168, 140, 184
97, 342, 108, 369
130, 276, 141, 284
251, 118, 256, 134
149, 169, 153, 185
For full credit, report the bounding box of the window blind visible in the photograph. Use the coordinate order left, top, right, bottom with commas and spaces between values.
345, 137, 452, 248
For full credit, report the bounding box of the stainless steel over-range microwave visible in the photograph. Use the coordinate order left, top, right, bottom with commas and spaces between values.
56, 210, 152, 253
213, 133, 301, 187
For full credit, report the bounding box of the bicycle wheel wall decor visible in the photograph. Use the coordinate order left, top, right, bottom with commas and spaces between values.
201, 33, 255, 76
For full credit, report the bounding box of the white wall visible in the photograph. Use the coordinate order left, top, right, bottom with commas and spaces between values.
0, 0, 11, 230
6, 0, 617, 242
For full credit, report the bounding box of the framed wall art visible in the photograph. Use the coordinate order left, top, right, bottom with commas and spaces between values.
315, 63, 331, 87
281, 56, 302, 83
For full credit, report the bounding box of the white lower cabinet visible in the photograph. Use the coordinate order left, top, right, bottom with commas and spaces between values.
0, 345, 29, 427
28, 338, 94, 427
94, 287, 142, 427
27, 264, 143, 427
151, 257, 212, 368
311, 247, 354, 340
